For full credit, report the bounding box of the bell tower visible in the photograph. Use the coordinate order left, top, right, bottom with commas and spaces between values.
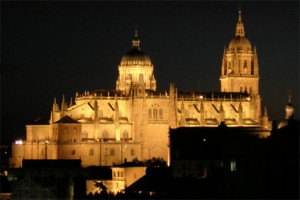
220, 8, 259, 95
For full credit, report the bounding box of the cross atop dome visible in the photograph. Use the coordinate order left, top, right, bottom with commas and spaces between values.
132, 26, 141, 50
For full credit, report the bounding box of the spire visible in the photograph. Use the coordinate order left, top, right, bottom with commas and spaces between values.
235, 6, 245, 37
61, 95, 65, 111
285, 90, 294, 120
52, 97, 58, 111
132, 26, 141, 49
264, 106, 268, 117
288, 89, 292, 103
69, 97, 73, 107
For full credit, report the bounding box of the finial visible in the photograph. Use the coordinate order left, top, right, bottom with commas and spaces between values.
264, 106, 268, 117
132, 26, 140, 49
238, 5, 242, 22
69, 97, 73, 107
288, 89, 292, 103
235, 5, 245, 37
134, 25, 138, 38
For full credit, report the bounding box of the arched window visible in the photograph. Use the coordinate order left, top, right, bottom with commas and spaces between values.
153, 108, 158, 118
159, 108, 163, 119
148, 108, 152, 118
243, 60, 247, 69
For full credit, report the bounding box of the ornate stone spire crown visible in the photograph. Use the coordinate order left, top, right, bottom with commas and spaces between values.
235, 7, 245, 37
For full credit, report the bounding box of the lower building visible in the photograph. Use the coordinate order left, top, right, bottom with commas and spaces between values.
169, 121, 298, 199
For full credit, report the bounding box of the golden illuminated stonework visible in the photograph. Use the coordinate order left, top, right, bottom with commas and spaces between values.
10, 8, 271, 168
116, 29, 156, 95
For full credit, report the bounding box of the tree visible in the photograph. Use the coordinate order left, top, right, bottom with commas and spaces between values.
144, 157, 167, 168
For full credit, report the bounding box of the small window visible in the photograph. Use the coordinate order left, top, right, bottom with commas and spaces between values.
71, 150, 75, 155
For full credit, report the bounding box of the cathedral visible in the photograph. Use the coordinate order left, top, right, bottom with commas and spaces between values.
11, 9, 271, 168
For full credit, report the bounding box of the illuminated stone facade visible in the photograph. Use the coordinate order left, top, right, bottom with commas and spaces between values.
11, 9, 270, 168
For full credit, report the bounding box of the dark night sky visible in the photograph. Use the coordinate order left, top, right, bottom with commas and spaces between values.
1, 1, 299, 143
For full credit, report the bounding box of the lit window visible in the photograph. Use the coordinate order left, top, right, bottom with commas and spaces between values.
230, 160, 236, 172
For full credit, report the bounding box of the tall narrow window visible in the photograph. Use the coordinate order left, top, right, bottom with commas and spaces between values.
153, 108, 158, 118
243, 60, 247, 69
159, 108, 163, 119
139, 74, 144, 84
148, 108, 152, 118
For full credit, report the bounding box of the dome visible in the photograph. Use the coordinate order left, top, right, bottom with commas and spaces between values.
228, 36, 251, 51
227, 9, 252, 51
120, 48, 152, 66
119, 29, 152, 67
